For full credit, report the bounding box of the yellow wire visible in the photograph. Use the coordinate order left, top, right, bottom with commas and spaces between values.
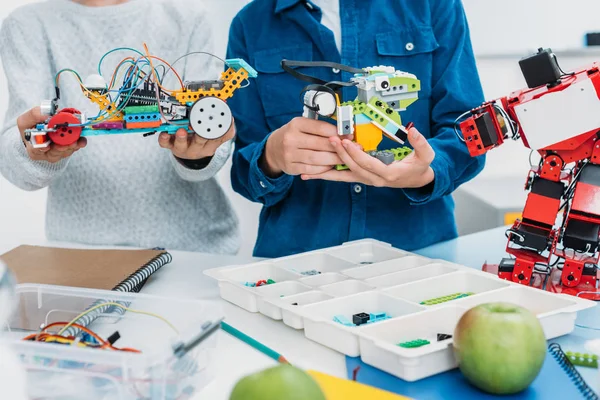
57, 302, 179, 336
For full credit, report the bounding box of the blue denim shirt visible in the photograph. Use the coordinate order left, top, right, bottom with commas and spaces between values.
227, 0, 485, 257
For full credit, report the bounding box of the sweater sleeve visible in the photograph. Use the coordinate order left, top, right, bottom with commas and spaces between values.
169, 6, 232, 182
0, 13, 70, 191
401, 0, 486, 204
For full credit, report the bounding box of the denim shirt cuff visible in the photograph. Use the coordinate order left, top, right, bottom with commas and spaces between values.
402, 151, 450, 205
249, 133, 294, 197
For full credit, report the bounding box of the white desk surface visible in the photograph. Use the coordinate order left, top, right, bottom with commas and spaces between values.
0, 239, 345, 400
4, 229, 600, 399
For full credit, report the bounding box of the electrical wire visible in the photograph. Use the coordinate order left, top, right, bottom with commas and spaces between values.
57, 302, 178, 336
97, 47, 145, 76
142, 43, 184, 92
24, 322, 141, 353
452, 110, 472, 142
163, 51, 227, 82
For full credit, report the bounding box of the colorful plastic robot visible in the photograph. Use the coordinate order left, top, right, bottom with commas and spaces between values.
457, 47, 600, 299
281, 60, 420, 169
26, 44, 257, 148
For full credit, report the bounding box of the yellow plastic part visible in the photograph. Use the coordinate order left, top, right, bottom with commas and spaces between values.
504, 212, 522, 226
307, 370, 412, 400
172, 67, 248, 104
85, 91, 124, 122
354, 122, 383, 152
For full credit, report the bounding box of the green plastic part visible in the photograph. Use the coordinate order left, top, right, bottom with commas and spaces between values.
566, 351, 599, 368
420, 292, 474, 306
334, 147, 411, 171
340, 99, 367, 115
367, 97, 401, 126
388, 76, 421, 92
124, 105, 160, 114
389, 147, 413, 161
267, 279, 276, 284
398, 339, 430, 348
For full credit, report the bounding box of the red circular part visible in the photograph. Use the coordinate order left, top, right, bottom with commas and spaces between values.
59, 108, 81, 115
47, 112, 82, 146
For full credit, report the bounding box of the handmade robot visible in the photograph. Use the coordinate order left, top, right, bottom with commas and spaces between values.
26, 44, 257, 148
457, 48, 600, 299
281, 60, 420, 168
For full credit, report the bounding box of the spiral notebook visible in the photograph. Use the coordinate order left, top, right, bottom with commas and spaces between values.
0, 245, 172, 293
346, 343, 599, 400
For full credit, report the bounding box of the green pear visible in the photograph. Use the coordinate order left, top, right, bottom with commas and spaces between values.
229, 364, 326, 400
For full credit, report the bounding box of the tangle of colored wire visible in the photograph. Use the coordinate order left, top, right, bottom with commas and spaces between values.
57, 301, 178, 336
24, 322, 140, 353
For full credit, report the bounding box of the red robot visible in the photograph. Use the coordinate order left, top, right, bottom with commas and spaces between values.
457, 48, 600, 300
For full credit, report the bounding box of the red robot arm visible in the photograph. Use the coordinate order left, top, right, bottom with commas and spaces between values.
456, 48, 600, 299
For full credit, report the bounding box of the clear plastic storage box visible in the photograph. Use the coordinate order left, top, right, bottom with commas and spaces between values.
1, 284, 222, 400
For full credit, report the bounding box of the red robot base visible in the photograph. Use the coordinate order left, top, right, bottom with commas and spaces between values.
458, 48, 600, 300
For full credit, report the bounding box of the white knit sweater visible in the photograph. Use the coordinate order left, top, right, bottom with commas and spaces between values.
0, 0, 240, 254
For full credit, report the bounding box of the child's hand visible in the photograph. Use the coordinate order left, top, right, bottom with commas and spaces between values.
158, 122, 236, 160
261, 117, 343, 178
17, 107, 87, 163
301, 127, 435, 188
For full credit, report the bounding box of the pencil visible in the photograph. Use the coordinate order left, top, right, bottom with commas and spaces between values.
221, 321, 289, 364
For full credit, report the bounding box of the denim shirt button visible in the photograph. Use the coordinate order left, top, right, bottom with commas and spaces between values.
353, 184, 362, 194
259, 181, 267, 189
332, 68, 340, 74
405, 42, 415, 51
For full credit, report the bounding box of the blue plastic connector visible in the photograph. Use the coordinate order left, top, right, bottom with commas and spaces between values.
226, 58, 258, 78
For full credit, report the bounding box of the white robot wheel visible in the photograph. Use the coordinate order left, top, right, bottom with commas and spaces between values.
189, 97, 232, 140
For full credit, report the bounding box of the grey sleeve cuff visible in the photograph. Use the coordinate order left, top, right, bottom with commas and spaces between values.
170, 139, 233, 182
0, 125, 69, 191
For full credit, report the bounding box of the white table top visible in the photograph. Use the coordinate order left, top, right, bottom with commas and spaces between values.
5, 231, 600, 399
139, 249, 347, 400
1, 239, 346, 400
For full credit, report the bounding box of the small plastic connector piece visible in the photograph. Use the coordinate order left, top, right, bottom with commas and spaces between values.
437, 333, 452, 341
107, 331, 121, 346
352, 312, 371, 326
367, 312, 391, 324
372, 151, 395, 165
333, 315, 355, 327
301, 270, 321, 276
266, 279, 276, 284
291, 302, 299, 306
398, 339, 430, 348
420, 292, 474, 306
566, 351, 599, 368
225, 59, 258, 78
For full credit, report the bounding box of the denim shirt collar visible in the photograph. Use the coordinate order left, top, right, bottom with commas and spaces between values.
275, 0, 320, 14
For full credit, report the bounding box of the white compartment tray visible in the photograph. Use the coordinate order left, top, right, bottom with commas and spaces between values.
204, 239, 596, 381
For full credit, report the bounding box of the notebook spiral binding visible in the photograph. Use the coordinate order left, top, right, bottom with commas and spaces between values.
548, 343, 600, 400
62, 252, 172, 337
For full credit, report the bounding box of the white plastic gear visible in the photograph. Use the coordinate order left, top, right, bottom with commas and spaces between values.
189, 97, 232, 140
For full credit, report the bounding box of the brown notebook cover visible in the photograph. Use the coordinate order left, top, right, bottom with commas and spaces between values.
0, 245, 165, 290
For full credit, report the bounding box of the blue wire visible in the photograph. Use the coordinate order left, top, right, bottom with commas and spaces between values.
97, 47, 145, 76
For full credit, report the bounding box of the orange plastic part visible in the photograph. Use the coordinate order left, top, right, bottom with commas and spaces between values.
126, 121, 162, 129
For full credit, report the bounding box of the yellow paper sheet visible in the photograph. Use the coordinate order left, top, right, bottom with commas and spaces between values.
307, 370, 412, 400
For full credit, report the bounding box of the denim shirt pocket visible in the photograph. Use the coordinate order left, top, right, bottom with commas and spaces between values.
253, 43, 326, 129
376, 27, 439, 99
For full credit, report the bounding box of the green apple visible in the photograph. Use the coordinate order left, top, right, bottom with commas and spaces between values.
229, 364, 326, 400
453, 302, 546, 395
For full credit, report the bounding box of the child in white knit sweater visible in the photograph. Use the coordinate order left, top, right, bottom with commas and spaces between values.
0, 0, 240, 253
